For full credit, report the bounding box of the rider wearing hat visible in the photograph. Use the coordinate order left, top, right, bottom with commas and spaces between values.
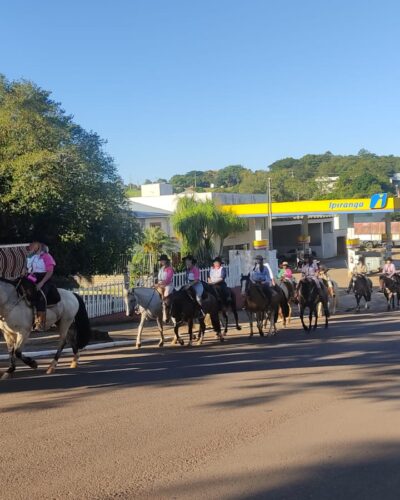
208, 256, 229, 304
250, 255, 276, 300
26, 239, 56, 331
183, 254, 204, 312
297, 255, 327, 301
379, 256, 397, 292
277, 261, 293, 281
156, 254, 174, 299
347, 256, 372, 294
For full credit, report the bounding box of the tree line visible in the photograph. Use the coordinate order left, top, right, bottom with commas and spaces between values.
130, 150, 399, 201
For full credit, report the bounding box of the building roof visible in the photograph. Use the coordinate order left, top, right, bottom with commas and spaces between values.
130, 201, 172, 218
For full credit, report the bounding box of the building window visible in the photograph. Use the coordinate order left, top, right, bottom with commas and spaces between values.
150, 222, 162, 228
323, 221, 333, 233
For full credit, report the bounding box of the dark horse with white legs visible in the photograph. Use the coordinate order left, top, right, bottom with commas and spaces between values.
298, 278, 329, 331
165, 285, 223, 346
380, 275, 400, 311
204, 282, 241, 334
240, 275, 289, 336
351, 274, 372, 312
0, 277, 91, 378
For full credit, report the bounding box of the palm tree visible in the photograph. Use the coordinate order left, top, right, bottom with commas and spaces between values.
171, 197, 246, 265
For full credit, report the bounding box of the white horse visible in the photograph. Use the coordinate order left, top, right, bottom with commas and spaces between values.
124, 287, 165, 349
317, 279, 339, 317
0, 278, 91, 378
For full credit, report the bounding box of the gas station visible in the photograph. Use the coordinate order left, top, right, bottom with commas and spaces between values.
222, 193, 400, 273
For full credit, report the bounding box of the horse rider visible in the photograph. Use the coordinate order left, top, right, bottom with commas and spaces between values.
250, 255, 276, 300
156, 254, 174, 299
319, 264, 335, 296
379, 256, 397, 292
347, 256, 372, 294
208, 256, 230, 304
297, 256, 327, 301
26, 240, 56, 331
278, 261, 293, 282
156, 254, 174, 321
183, 254, 204, 314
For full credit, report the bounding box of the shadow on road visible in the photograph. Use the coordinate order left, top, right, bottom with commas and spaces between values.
2, 311, 400, 415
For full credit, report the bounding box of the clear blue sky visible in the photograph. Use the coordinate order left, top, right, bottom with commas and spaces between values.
2, 0, 400, 183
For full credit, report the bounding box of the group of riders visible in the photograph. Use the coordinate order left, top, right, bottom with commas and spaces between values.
22, 238, 400, 333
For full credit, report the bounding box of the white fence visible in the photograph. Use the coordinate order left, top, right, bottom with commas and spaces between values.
74, 281, 127, 319
75, 263, 242, 319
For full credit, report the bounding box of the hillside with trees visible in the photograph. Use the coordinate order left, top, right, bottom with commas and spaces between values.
136, 151, 399, 201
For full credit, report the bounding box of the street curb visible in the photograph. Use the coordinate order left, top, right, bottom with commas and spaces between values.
0, 339, 136, 361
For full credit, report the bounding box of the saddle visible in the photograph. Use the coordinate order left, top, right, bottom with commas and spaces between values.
18, 277, 61, 308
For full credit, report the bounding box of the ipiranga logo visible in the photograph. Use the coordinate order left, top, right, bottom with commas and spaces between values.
370, 193, 388, 209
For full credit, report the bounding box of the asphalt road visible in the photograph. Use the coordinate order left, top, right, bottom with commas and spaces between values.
2, 293, 400, 500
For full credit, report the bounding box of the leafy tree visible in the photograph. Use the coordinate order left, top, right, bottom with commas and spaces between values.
171, 197, 246, 265
0, 75, 141, 275
130, 226, 177, 281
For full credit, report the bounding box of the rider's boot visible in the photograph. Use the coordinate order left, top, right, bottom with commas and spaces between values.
34, 311, 46, 332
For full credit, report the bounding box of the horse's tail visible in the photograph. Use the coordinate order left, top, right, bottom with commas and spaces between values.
73, 293, 92, 349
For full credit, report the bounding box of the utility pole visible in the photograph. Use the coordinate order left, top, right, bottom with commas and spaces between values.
267, 177, 273, 250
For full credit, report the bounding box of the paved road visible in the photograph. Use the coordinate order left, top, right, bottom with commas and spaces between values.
2, 298, 400, 499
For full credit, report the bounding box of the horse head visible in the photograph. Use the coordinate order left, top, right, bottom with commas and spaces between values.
123, 287, 137, 317
240, 274, 250, 296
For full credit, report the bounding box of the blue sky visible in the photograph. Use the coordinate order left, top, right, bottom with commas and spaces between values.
2, 0, 400, 183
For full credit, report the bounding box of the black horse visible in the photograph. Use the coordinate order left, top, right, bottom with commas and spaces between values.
351, 274, 372, 312
203, 282, 241, 334
298, 278, 329, 331
380, 275, 400, 311
166, 286, 223, 346
240, 275, 289, 336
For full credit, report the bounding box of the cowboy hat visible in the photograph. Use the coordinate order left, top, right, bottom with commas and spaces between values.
158, 254, 170, 261
212, 256, 223, 263
182, 254, 197, 263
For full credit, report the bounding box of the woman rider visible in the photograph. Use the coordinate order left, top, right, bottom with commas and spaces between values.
183, 255, 204, 314
208, 256, 229, 304
277, 261, 293, 281
156, 254, 174, 322
26, 240, 56, 331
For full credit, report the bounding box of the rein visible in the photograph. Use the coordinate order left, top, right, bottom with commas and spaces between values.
135, 288, 156, 311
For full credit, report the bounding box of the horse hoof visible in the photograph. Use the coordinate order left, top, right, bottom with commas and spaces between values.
28, 360, 38, 369
219, 336, 224, 343
1, 372, 12, 380
259, 332, 264, 337
46, 366, 56, 375
179, 339, 184, 346
135, 343, 141, 350
171, 338, 177, 345
70, 360, 78, 369
158, 341, 164, 348
236, 325, 242, 330
187, 341, 192, 347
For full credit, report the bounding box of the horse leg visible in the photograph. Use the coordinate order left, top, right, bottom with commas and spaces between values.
15, 349, 38, 370
197, 317, 205, 345
136, 314, 146, 349
300, 307, 308, 332
257, 312, 264, 336
231, 299, 241, 331
156, 316, 164, 347
1, 346, 16, 380
222, 310, 228, 335
46, 336, 68, 375
187, 318, 193, 346
248, 311, 254, 337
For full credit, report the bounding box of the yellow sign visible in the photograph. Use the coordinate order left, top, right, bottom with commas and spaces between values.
346, 238, 360, 248
253, 239, 268, 250
297, 235, 311, 244
222, 195, 399, 218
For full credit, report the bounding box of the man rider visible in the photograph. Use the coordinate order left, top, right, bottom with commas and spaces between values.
250, 255, 276, 301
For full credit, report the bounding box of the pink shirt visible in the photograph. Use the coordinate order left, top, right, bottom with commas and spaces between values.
186, 266, 200, 282
158, 266, 174, 285
28, 252, 56, 273
383, 263, 396, 276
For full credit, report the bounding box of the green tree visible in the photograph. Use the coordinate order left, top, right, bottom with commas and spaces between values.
171, 197, 246, 265
0, 75, 141, 275
130, 226, 177, 281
